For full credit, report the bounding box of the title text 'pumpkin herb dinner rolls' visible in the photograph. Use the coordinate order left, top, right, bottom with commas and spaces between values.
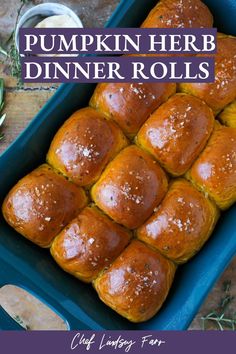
94, 240, 176, 323
2, 164, 87, 247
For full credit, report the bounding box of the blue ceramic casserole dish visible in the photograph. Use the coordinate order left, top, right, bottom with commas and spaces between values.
0, 0, 236, 330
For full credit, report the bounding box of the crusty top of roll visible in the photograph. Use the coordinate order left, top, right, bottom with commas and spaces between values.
90, 82, 176, 136
50, 206, 131, 283
94, 240, 176, 323
47, 107, 128, 187
142, 0, 213, 29
187, 122, 236, 210
179, 35, 236, 114
137, 93, 214, 176
2, 164, 87, 248
137, 179, 219, 264
91, 145, 168, 229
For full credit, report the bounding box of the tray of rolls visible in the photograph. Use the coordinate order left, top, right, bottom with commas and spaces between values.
0, 0, 236, 330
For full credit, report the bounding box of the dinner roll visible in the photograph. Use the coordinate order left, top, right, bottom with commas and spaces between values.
187, 122, 236, 210
136, 93, 214, 176
94, 240, 176, 323
137, 179, 219, 263
90, 83, 176, 136
218, 100, 236, 128
2, 164, 87, 247
50, 206, 131, 283
141, 0, 213, 29
47, 107, 128, 187
91, 145, 168, 229
179, 35, 236, 114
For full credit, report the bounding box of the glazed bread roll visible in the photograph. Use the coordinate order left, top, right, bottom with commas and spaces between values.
91, 145, 168, 229
136, 93, 214, 176
51, 206, 131, 282
218, 100, 236, 128
137, 179, 219, 263
142, 0, 213, 28
90, 83, 176, 136
2, 164, 87, 247
94, 240, 176, 323
187, 122, 236, 210
47, 107, 128, 187
179, 35, 236, 114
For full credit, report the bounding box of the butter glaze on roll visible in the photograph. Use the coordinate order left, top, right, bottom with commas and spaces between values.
91, 145, 168, 229
47, 107, 128, 187
141, 0, 213, 29
137, 179, 219, 264
2, 164, 87, 247
90, 83, 176, 136
179, 35, 236, 114
94, 240, 176, 323
187, 123, 236, 210
136, 94, 214, 176
51, 206, 131, 282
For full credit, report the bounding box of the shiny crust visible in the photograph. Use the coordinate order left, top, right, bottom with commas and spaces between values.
141, 0, 213, 28
94, 240, 176, 323
218, 100, 236, 128
136, 94, 214, 176
179, 35, 236, 114
2, 164, 88, 248
187, 123, 236, 210
47, 107, 128, 187
137, 179, 219, 263
50, 206, 131, 282
91, 146, 168, 229
90, 82, 176, 136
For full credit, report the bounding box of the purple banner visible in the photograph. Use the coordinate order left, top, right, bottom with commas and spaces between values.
0, 330, 235, 354
19, 28, 217, 55
21, 56, 215, 83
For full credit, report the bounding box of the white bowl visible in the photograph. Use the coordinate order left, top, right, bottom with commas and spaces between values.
15, 2, 83, 52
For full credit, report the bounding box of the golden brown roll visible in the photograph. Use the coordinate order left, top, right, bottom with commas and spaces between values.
141, 0, 213, 28
179, 35, 236, 114
137, 179, 219, 264
218, 100, 236, 128
2, 164, 87, 248
47, 107, 128, 187
90, 83, 176, 136
50, 206, 131, 283
94, 240, 176, 323
91, 145, 168, 229
187, 122, 236, 210
136, 93, 214, 176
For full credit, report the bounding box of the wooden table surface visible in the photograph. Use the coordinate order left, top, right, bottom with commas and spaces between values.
0, 0, 235, 330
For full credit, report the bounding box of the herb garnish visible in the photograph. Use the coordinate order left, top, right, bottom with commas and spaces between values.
0, 0, 33, 87
201, 280, 236, 330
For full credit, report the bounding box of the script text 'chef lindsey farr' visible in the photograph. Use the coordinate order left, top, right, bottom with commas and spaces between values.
70, 332, 166, 352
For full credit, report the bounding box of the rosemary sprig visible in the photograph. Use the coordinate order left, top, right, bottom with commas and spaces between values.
201, 280, 236, 330
0, 0, 34, 87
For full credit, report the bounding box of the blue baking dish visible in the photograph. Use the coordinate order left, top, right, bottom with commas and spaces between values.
0, 0, 236, 330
